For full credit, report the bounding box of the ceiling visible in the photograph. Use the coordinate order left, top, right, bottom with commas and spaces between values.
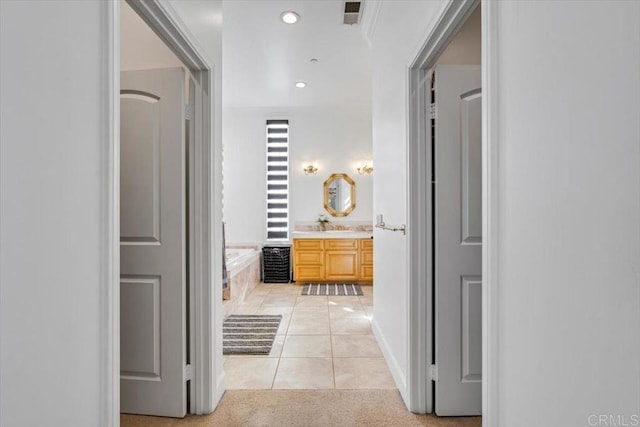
222, 0, 372, 109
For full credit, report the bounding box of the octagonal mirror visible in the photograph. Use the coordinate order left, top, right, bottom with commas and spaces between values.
324, 173, 356, 217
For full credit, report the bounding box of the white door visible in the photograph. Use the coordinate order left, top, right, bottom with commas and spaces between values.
120, 68, 187, 418
434, 65, 482, 416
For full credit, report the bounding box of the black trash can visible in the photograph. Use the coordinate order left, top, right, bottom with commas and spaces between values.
262, 245, 291, 283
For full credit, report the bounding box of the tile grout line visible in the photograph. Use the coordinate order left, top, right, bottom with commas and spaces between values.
228, 283, 385, 391
328, 296, 337, 389
270, 285, 290, 390
270, 341, 283, 390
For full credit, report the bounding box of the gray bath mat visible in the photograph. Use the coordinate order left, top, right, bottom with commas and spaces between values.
301, 283, 363, 296
223, 315, 282, 355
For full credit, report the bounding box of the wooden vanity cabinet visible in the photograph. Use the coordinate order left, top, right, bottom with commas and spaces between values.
293, 238, 373, 283
359, 239, 374, 281
293, 239, 324, 281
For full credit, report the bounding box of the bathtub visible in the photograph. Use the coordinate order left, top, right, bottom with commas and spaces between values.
226, 248, 259, 276
223, 246, 261, 317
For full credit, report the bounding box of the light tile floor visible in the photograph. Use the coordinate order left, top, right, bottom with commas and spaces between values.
223, 283, 396, 390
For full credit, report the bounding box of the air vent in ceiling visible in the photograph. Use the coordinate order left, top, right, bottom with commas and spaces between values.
343, 1, 362, 25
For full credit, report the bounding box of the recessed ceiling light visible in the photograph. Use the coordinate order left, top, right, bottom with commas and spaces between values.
310, 58, 319, 63
280, 11, 300, 24
295, 82, 307, 88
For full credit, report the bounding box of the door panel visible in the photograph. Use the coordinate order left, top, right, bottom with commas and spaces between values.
461, 276, 482, 382
460, 89, 483, 245
120, 276, 161, 379
120, 91, 161, 244
434, 65, 482, 416
120, 68, 187, 418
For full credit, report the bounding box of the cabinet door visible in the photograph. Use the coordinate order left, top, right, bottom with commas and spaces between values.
325, 251, 358, 281
293, 239, 325, 282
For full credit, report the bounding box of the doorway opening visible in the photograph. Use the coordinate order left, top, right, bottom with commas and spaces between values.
220, 1, 385, 395
117, 0, 217, 419
406, 0, 484, 418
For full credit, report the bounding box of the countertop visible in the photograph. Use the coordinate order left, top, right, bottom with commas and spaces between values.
291, 231, 374, 239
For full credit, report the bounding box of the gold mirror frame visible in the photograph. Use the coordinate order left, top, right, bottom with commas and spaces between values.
323, 173, 356, 217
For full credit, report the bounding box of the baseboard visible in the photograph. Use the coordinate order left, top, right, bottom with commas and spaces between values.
371, 318, 408, 406
213, 369, 225, 410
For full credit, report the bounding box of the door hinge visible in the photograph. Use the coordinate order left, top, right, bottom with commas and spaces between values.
184, 364, 192, 381
429, 103, 436, 119
428, 364, 438, 382
184, 104, 193, 120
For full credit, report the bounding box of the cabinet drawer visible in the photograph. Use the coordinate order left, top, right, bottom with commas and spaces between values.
325, 239, 358, 250
360, 265, 374, 281
361, 250, 374, 265
295, 251, 323, 265
360, 239, 373, 250
294, 239, 324, 251
295, 265, 324, 282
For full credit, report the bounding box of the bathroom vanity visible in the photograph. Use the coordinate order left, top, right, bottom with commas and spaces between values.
292, 233, 373, 283
291, 172, 373, 283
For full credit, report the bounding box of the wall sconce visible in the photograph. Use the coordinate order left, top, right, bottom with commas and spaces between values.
357, 163, 373, 175
303, 163, 318, 175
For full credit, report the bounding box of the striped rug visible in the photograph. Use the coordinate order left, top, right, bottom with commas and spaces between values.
301, 283, 363, 296
223, 315, 282, 355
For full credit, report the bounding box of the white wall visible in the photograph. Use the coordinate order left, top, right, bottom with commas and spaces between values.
0, 1, 109, 425
492, 2, 640, 426
0, 1, 224, 425
223, 107, 373, 244
368, 0, 447, 403
369, 0, 640, 424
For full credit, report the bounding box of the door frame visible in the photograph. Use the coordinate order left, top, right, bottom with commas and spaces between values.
102, 0, 221, 424
406, 0, 499, 423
